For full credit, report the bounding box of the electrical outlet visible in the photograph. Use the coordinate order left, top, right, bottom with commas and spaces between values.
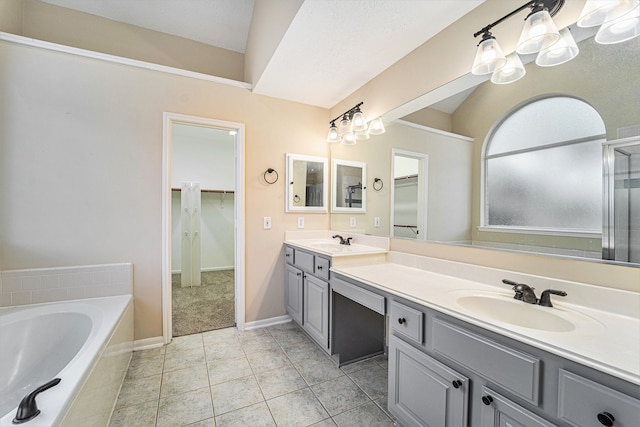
350, 217, 356, 227
297, 216, 305, 228
263, 216, 271, 230
374, 217, 381, 228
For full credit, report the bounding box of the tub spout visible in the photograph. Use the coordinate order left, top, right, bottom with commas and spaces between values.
13, 378, 61, 424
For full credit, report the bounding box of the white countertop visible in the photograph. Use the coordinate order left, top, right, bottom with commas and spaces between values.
331, 261, 640, 386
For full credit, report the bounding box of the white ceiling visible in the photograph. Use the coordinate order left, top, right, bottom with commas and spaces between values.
40, 0, 484, 108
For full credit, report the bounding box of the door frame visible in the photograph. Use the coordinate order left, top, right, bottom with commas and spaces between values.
390, 149, 429, 240
162, 112, 246, 344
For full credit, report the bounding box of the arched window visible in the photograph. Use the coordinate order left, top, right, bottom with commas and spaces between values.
482, 96, 605, 235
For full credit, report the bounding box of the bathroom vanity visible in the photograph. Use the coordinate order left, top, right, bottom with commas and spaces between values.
283, 235, 640, 427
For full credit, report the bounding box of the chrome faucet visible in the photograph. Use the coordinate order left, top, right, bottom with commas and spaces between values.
332, 235, 353, 245
503, 279, 567, 307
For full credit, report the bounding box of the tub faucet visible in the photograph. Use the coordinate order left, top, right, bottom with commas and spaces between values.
332, 235, 352, 245
13, 378, 61, 424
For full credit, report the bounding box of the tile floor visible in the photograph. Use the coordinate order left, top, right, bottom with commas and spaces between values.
109, 322, 394, 427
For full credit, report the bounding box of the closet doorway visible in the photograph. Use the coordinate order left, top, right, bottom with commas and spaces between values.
162, 113, 245, 343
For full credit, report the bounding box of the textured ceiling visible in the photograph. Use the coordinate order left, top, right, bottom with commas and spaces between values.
38, 0, 484, 108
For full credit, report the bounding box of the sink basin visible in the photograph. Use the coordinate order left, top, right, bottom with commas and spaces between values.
290, 239, 386, 255
456, 295, 576, 332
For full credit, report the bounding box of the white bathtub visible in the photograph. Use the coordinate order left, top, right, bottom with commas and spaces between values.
0, 296, 133, 426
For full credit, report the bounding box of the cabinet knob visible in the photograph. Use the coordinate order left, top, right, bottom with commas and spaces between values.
481, 395, 493, 406
398, 317, 406, 325
317, 265, 323, 270
296, 272, 302, 277
286, 253, 290, 257
597, 412, 615, 426
452, 380, 462, 389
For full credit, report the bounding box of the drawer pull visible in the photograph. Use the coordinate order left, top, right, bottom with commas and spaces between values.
482, 395, 494, 406
597, 412, 615, 426
398, 317, 406, 325
452, 380, 462, 389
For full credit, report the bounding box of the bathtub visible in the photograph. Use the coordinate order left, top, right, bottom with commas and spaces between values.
0, 295, 133, 426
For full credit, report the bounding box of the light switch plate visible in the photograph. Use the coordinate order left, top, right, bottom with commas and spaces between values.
297, 217, 305, 228
374, 217, 381, 228
263, 217, 271, 230
350, 217, 356, 227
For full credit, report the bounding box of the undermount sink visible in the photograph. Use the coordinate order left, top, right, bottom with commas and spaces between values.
456, 294, 578, 332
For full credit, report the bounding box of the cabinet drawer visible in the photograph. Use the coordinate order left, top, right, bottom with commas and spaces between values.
315, 256, 330, 281
432, 319, 540, 405
390, 301, 423, 345
558, 369, 640, 427
332, 277, 385, 315
285, 246, 294, 265
293, 249, 315, 274
480, 387, 555, 427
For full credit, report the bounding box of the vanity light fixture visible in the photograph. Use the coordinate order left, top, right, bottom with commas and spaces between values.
471, 0, 577, 84
326, 102, 386, 145
578, 0, 640, 44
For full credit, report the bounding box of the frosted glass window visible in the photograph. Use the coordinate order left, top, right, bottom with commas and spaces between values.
488, 97, 606, 155
485, 96, 605, 232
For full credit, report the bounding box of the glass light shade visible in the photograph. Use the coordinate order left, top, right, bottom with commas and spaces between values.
326, 124, 340, 143
355, 129, 370, 140
491, 53, 526, 84
339, 116, 351, 134
516, 9, 561, 55
536, 28, 579, 67
341, 131, 357, 145
595, 1, 640, 44
350, 110, 368, 132
577, 0, 618, 27
368, 117, 386, 135
471, 36, 507, 75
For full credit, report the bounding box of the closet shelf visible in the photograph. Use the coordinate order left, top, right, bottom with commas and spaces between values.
172, 188, 235, 194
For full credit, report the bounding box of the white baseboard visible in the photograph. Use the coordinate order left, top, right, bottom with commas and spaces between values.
244, 314, 292, 330
133, 336, 164, 351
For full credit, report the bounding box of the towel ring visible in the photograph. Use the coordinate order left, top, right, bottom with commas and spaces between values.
264, 168, 278, 184
373, 178, 384, 191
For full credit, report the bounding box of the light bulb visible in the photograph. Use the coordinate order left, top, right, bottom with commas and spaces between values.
471, 35, 507, 75
516, 9, 561, 54
536, 27, 579, 67
491, 53, 526, 84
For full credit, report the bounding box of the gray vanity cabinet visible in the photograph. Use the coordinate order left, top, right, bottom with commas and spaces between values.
389, 335, 468, 427
284, 245, 330, 351
479, 387, 555, 427
285, 263, 303, 325
303, 274, 329, 347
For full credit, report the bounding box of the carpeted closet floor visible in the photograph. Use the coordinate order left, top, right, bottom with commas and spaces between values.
172, 270, 235, 336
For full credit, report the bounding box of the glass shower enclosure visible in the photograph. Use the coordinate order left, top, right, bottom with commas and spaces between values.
602, 136, 640, 263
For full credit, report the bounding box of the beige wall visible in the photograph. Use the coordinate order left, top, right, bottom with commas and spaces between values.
0, 0, 23, 34
2, 0, 245, 81
0, 40, 329, 340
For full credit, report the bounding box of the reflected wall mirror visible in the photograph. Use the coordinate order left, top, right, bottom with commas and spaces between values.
330, 27, 640, 266
331, 159, 367, 213
285, 153, 328, 212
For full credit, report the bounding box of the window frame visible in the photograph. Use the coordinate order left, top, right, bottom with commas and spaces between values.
479, 95, 605, 238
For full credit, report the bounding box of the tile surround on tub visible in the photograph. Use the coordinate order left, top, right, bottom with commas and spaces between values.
0, 263, 132, 307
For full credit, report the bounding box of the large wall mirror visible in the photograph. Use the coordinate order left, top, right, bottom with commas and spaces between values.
330, 26, 640, 266
286, 153, 328, 212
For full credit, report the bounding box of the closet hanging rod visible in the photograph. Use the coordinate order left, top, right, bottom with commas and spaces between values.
171, 188, 235, 194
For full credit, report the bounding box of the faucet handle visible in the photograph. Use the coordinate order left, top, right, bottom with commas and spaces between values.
538, 289, 567, 307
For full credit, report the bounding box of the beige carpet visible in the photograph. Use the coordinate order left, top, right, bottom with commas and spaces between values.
172, 270, 235, 336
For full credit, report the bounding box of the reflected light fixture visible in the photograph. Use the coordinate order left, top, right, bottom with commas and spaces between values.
325, 102, 386, 145
491, 53, 527, 84
536, 27, 579, 66
578, 0, 640, 44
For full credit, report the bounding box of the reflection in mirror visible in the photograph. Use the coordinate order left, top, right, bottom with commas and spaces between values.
330, 30, 639, 265
285, 153, 327, 212
392, 150, 428, 240
331, 159, 367, 213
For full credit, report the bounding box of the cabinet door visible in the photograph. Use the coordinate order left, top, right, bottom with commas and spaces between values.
389, 335, 468, 427
480, 387, 555, 427
303, 274, 329, 349
285, 264, 303, 325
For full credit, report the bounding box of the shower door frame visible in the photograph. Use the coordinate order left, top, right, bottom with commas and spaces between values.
162, 112, 246, 344
602, 136, 640, 262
